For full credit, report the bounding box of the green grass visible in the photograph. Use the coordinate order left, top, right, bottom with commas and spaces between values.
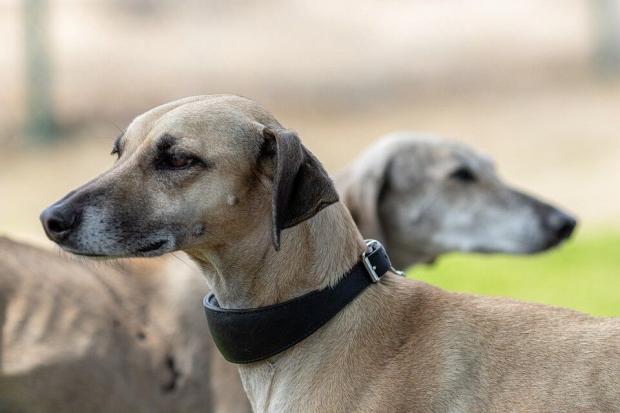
407, 229, 620, 316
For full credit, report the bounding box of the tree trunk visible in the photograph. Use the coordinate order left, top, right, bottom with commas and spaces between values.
23, 0, 56, 143
592, 0, 620, 75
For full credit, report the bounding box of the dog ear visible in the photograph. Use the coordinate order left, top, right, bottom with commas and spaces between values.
261, 127, 339, 250
339, 152, 392, 243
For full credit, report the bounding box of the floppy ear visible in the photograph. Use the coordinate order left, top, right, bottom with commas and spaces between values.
262, 127, 339, 250
338, 149, 392, 242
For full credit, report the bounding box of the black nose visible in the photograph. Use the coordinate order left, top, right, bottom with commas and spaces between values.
40, 204, 78, 241
544, 210, 577, 242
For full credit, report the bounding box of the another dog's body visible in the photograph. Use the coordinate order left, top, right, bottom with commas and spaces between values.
0, 237, 248, 413
40, 95, 619, 412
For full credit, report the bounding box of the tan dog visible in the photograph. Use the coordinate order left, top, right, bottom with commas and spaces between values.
40, 95, 619, 412
1, 133, 576, 412
0, 134, 571, 412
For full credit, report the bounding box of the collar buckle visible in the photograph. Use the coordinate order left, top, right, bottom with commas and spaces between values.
362, 239, 390, 283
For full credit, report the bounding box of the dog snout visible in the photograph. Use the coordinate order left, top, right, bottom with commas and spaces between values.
40, 203, 80, 241
543, 210, 577, 243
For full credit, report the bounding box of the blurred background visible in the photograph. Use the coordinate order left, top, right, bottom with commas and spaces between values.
1, 0, 619, 314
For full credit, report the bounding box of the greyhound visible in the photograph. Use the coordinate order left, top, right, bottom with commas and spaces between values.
40, 95, 619, 412
336, 133, 576, 267
1, 132, 575, 412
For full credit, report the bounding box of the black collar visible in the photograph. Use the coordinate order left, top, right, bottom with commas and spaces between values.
203, 240, 396, 364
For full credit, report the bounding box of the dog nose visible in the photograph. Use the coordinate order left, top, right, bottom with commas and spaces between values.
545, 210, 577, 241
40, 205, 78, 241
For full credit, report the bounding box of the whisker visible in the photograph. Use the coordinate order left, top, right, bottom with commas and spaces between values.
109, 121, 126, 136
203, 228, 226, 244
170, 252, 193, 269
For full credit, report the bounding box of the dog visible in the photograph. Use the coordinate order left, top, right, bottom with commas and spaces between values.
40, 95, 619, 412
1, 131, 575, 412
0, 236, 251, 413
336, 132, 576, 267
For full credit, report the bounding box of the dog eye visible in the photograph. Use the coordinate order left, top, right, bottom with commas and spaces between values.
159, 153, 201, 170
449, 167, 477, 183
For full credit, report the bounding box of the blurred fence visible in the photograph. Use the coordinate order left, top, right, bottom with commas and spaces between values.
11, 0, 620, 145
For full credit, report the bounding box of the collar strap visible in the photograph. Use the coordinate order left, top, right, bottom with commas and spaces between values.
203, 239, 396, 364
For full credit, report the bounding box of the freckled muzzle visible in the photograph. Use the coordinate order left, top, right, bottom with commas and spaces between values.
40, 179, 108, 252
40, 180, 104, 242
40, 178, 182, 258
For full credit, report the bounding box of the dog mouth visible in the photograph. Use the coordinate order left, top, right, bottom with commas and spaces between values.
135, 239, 169, 254
66, 250, 108, 258
55, 244, 111, 259
56, 239, 171, 259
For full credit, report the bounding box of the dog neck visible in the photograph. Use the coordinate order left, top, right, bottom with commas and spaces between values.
188, 203, 373, 412
188, 202, 366, 310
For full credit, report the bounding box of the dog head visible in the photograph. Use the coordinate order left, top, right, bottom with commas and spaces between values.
40, 95, 338, 258
338, 133, 577, 267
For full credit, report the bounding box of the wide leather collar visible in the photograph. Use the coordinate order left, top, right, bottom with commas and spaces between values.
203, 240, 396, 364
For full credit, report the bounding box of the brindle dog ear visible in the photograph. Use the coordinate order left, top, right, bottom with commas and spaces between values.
261, 127, 339, 250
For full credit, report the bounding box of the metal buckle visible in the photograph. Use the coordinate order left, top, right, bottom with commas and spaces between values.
362, 239, 383, 283
362, 239, 406, 282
